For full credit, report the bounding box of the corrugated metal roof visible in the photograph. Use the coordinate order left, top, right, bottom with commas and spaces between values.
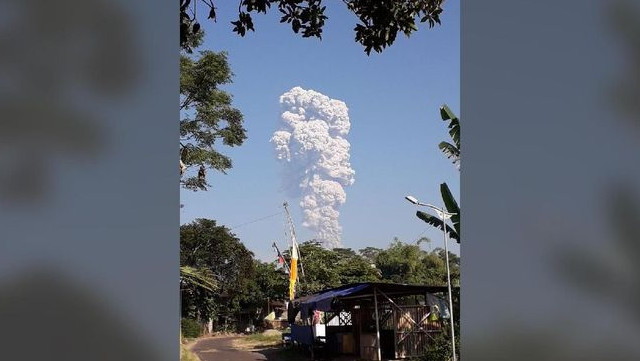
295, 282, 453, 314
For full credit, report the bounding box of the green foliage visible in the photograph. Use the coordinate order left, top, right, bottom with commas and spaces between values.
439, 104, 460, 166
240, 239, 457, 306
181, 318, 202, 339
243, 331, 283, 345
179, 220, 459, 334
180, 266, 217, 292
285, 241, 339, 294
179, 0, 445, 55
440, 183, 460, 239
374, 239, 459, 286
438, 106, 461, 243
180, 219, 255, 326
242, 260, 289, 310
180, 48, 247, 191
358, 246, 382, 264
438, 141, 459, 165
347, 0, 443, 54
282, 241, 381, 296
375, 239, 424, 284
416, 105, 461, 243
416, 210, 459, 243
419, 331, 459, 361
180, 25, 205, 54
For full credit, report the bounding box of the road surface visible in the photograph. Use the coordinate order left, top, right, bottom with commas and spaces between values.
191, 336, 266, 361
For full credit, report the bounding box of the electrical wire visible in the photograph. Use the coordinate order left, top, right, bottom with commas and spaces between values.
229, 211, 284, 230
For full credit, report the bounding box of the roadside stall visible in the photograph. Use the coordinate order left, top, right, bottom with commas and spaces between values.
287, 282, 453, 360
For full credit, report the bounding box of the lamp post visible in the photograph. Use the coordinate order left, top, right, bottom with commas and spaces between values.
405, 195, 457, 361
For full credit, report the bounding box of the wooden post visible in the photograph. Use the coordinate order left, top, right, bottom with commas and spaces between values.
393, 306, 397, 359
374, 287, 382, 361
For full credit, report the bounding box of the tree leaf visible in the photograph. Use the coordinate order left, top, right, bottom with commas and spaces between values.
416, 210, 460, 243
438, 141, 460, 165
440, 183, 460, 239
440, 104, 460, 149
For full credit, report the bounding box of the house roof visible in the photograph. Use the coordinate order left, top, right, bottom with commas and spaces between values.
294, 282, 454, 315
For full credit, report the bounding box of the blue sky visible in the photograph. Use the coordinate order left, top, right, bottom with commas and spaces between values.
181, 1, 460, 261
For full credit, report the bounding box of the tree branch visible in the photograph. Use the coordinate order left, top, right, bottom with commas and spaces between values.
181, 94, 193, 110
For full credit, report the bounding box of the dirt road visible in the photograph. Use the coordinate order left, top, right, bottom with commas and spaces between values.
191, 334, 311, 361
191, 336, 266, 361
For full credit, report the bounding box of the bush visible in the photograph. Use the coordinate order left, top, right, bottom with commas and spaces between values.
420, 332, 459, 361
181, 318, 202, 339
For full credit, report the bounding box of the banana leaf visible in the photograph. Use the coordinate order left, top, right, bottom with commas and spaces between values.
416, 210, 460, 243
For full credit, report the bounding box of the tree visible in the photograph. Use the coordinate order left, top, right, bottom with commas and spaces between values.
334, 247, 381, 285
374, 239, 459, 286
178, 235, 458, 331
359, 246, 383, 264
416, 105, 461, 242
242, 260, 289, 313
179, 265, 216, 339
428, 247, 460, 286
179, 0, 445, 55
281, 241, 381, 296
375, 238, 428, 284
180, 39, 247, 191
288, 241, 341, 294
180, 219, 255, 328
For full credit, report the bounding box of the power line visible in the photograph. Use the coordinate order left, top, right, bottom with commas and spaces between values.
230, 211, 284, 230
412, 229, 432, 250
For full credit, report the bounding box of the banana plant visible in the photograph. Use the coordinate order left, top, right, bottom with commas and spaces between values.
416, 105, 461, 243
416, 183, 460, 243
439, 104, 460, 168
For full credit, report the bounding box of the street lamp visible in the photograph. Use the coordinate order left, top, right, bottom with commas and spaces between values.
405, 195, 457, 361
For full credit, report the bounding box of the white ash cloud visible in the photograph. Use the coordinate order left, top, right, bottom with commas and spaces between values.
271, 87, 355, 248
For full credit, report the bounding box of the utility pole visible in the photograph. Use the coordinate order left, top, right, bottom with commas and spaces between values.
283, 202, 305, 277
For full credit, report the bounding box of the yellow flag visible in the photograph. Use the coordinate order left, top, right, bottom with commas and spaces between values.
288, 241, 299, 300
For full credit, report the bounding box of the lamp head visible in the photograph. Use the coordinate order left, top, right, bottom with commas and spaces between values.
405, 195, 419, 205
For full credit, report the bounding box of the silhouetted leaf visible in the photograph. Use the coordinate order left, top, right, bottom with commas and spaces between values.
440, 104, 460, 149
441, 183, 460, 238
439, 141, 460, 165
416, 210, 460, 242
181, 0, 445, 55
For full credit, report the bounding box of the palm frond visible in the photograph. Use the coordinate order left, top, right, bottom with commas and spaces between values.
416, 210, 460, 243
440, 104, 460, 150
180, 266, 217, 292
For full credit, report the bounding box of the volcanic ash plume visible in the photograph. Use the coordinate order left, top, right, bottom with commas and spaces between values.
271, 87, 355, 248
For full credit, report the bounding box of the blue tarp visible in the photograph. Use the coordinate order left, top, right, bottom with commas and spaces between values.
299, 284, 369, 315
290, 324, 315, 346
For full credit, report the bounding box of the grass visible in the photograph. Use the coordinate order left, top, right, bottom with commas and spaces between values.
230, 331, 316, 361
234, 331, 283, 349
180, 344, 200, 361
246, 332, 283, 343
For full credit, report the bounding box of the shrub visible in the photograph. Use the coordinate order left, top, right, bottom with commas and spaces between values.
181, 318, 202, 339
420, 332, 459, 361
